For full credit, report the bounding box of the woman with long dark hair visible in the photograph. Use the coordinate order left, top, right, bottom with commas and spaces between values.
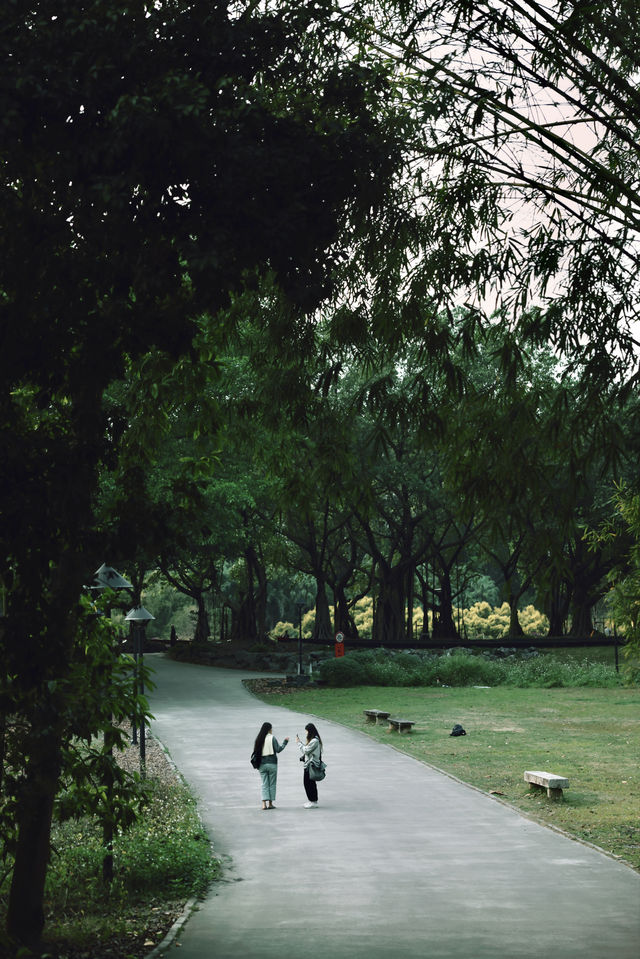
253, 721, 289, 810
296, 722, 322, 808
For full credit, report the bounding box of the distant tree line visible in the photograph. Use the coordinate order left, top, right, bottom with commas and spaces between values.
128, 318, 638, 647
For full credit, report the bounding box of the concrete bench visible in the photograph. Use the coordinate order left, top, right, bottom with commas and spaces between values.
524, 770, 569, 800
388, 718, 415, 734
363, 710, 391, 725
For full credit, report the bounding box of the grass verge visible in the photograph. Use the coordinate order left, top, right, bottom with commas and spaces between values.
251, 683, 640, 871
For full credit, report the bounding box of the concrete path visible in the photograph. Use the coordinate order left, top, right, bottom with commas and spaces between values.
147, 655, 640, 959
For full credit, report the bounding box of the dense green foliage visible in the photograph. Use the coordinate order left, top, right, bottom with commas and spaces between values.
317, 649, 622, 689
50, 778, 215, 902
588, 484, 640, 681
0, 776, 217, 954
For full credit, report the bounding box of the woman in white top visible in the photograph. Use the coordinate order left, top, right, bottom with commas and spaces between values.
253, 722, 289, 810
296, 722, 322, 808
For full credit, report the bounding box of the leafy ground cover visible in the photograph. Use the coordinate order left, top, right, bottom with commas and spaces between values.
0, 736, 219, 959
250, 681, 640, 871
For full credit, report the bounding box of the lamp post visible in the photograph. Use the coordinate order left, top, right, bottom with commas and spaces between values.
296, 602, 305, 676
433, 587, 441, 641
125, 605, 155, 777
91, 563, 134, 592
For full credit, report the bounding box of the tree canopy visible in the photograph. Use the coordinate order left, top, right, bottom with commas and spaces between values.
0, 1, 406, 948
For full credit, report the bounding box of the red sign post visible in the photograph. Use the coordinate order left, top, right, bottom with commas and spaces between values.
334, 631, 345, 658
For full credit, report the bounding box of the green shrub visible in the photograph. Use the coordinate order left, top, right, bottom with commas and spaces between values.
433, 651, 506, 686
507, 657, 620, 689
249, 640, 276, 653
317, 650, 620, 689
318, 656, 371, 687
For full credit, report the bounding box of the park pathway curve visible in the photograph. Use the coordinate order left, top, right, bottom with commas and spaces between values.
147, 655, 639, 959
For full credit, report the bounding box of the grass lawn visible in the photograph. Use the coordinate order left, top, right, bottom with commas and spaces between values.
253, 683, 640, 871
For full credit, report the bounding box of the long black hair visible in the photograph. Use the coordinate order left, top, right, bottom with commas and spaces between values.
305, 722, 322, 747
253, 722, 272, 760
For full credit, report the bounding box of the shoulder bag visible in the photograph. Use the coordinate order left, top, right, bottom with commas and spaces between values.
308, 749, 326, 781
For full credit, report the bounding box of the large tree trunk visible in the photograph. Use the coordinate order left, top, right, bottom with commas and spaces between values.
333, 584, 358, 638
5, 552, 83, 950
406, 566, 415, 641
228, 550, 264, 643
502, 572, 525, 638
508, 600, 525, 638
568, 592, 594, 638
229, 593, 258, 643
7, 727, 61, 948
545, 580, 570, 636
415, 567, 431, 640
372, 565, 406, 644
568, 544, 607, 638
193, 592, 210, 644
0, 713, 5, 798
246, 547, 267, 640
312, 578, 332, 642
432, 574, 459, 641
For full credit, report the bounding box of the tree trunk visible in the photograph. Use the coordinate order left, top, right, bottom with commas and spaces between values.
246, 547, 267, 640
373, 565, 406, 644
568, 593, 594, 638
7, 731, 61, 948
545, 580, 570, 637
312, 578, 332, 642
432, 574, 459, 640
193, 592, 210, 644
5, 553, 83, 950
333, 584, 358, 637
415, 567, 430, 640
508, 600, 525, 638
502, 572, 525, 638
0, 713, 5, 799
406, 566, 415, 641
567, 536, 607, 638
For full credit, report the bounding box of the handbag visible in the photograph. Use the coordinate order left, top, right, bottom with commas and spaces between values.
250, 750, 260, 769
308, 754, 326, 781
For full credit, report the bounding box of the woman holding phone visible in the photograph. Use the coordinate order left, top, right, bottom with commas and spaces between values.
296, 722, 322, 808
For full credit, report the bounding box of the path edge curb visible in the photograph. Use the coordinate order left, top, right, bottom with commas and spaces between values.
146, 896, 199, 957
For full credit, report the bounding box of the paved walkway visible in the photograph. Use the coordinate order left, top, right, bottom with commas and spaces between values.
147, 655, 640, 959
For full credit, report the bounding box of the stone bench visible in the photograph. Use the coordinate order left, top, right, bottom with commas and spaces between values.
524, 770, 569, 800
387, 718, 415, 734
363, 709, 391, 725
